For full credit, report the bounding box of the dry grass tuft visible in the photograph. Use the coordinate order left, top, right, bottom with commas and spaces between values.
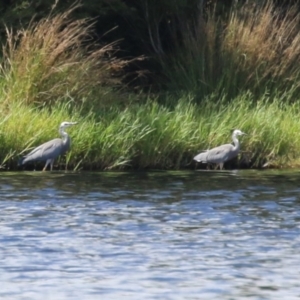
161, 0, 300, 100
223, 1, 300, 90
0, 4, 129, 106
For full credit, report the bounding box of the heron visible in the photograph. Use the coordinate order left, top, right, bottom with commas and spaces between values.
19, 121, 78, 171
193, 129, 246, 170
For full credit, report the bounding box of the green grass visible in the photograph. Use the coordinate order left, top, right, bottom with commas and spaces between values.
0, 92, 299, 171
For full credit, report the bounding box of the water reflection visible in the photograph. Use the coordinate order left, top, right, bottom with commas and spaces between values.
0, 170, 300, 299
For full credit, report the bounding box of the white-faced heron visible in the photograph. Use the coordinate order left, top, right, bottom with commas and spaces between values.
19, 121, 78, 171
194, 129, 246, 170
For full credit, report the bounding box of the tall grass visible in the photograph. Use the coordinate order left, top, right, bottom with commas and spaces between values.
160, 1, 300, 101
0, 4, 128, 107
0, 93, 299, 171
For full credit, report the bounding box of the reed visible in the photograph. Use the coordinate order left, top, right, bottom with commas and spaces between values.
160, 1, 300, 101
0, 4, 127, 107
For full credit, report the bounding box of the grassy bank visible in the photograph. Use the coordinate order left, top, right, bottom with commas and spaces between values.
0, 93, 299, 171
1, 3, 300, 171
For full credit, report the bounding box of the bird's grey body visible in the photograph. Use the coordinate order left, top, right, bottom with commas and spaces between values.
19, 121, 77, 171
194, 129, 245, 170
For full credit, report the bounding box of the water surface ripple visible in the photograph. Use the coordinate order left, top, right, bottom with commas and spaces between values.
0, 170, 300, 299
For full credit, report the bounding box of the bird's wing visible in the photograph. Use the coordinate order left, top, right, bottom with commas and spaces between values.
22, 138, 63, 163
206, 144, 235, 164
193, 150, 209, 162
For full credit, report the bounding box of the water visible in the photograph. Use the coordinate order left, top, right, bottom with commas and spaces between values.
1, 170, 300, 299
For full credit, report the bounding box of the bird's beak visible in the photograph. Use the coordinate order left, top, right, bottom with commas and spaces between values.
70, 122, 78, 125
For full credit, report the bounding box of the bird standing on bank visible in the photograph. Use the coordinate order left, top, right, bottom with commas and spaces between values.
19, 121, 78, 171
193, 129, 246, 170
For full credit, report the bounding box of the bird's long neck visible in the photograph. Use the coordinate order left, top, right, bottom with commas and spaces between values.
232, 133, 240, 151
59, 127, 70, 144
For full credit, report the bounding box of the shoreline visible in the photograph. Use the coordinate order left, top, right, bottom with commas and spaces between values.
0, 95, 299, 172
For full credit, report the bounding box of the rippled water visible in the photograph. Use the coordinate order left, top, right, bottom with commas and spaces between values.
1, 170, 300, 299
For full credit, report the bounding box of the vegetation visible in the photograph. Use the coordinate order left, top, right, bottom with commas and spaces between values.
0, 4, 128, 107
1, 93, 300, 171
1, 1, 300, 170
160, 1, 300, 100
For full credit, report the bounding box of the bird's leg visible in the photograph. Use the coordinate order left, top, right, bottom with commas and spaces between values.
50, 159, 54, 171
43, 159, 52, 171
219, 163, 224, 170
